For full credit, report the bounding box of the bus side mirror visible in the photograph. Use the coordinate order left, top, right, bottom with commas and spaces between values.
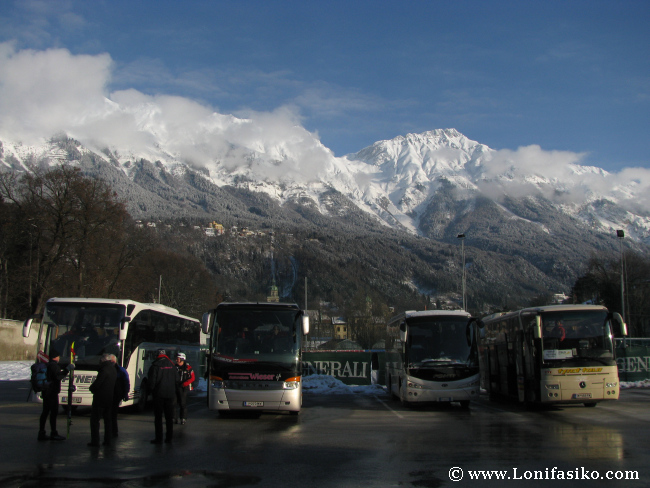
201, 312, 213, 335
533, 316, 542, 339
466, 318, 477, 346
302, 315, 310, 335
612, 313, 627, 336
119, 316, 131, 341
23, 314, 42, 338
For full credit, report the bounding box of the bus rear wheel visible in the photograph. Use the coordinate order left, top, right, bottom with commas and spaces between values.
584, 402, 597, 407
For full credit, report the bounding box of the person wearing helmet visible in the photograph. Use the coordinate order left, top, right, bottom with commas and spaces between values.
174, 352, 195, 425
147, 349, 176, 444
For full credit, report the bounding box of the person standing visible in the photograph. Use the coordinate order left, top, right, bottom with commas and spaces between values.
88, 353, 117, 447
174, 352, 195, 425
110, 354, 130, 438
38, 349, 70, 441
147, 349, 177, 444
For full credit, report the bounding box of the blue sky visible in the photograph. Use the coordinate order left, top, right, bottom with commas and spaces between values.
0, 0, 648, 171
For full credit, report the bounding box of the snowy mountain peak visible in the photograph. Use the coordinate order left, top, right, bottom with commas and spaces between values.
1, 125, 648, 243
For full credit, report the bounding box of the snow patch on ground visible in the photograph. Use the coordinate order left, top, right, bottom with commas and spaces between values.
2, 361, 646, 392
302, 374, 387, 395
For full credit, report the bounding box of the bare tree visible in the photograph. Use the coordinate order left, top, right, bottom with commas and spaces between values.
0, 165, 131, 314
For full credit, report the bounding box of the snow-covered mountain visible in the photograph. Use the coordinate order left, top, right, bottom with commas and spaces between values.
347, 129, 650, 241
3, 122, 650, 308
1, 125, 649, 246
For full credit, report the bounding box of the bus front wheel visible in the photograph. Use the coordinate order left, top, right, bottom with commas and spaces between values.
388, 375, 398, 400
137, 380, 149, 413
399, 382, 409, 406
584, 402, 597, 408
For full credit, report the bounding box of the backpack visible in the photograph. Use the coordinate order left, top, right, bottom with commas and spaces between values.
115, 365, 131, 400
30, 362, 49, 393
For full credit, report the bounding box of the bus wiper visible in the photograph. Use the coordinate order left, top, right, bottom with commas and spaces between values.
246, 361, 294, 370
421, 358, 452, 364
574, 356, 613, 366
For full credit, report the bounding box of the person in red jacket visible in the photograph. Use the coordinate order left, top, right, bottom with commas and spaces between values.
174, 352, 195, 425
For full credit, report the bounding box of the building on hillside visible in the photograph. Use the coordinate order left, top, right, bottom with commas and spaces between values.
205, 221, 224, 236
551, 293, 569, 304
267, 280, 280, 303
332, 317, 347, 339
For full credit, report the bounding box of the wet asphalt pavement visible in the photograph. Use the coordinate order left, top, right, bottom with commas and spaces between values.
1, 380, 649, 487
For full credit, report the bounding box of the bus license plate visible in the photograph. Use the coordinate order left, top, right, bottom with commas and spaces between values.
244, 401, 264, 407
438, 397, 452, 402
61, 397, 82, 403
572, 393, 592, 399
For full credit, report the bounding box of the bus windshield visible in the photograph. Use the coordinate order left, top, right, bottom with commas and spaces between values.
215, 308, 301, 369
541, 310, 614, 361
407, 317, 475, 368
45, 302, 125, 366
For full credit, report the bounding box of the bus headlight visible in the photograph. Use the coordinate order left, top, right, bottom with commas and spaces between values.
545, 384, 560, 390
210, 376, 225, 389
283, 377, 301, 390
407, 381, 423, 389
605, 382, 617, 388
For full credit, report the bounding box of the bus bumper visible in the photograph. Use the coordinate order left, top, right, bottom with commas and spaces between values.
540, 385, 620, 403
540, 372, 620, 404
404, 385, 479, 403
209, 386, 302, 413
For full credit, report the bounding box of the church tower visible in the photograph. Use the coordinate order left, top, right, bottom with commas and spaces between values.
267, 232, 280, 302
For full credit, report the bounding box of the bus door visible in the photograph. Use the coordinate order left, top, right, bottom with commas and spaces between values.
522, 313, 542, 403
515, 327, 526, 402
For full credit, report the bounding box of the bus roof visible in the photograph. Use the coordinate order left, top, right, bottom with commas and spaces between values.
215, 302, 301, 311
481, 304, 609, 323
45, 297, 199, 322
389, 309, 471, 325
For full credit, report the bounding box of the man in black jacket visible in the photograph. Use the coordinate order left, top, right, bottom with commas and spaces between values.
88, 353, 117, 447
38, 349, 70, 441
147, 349, 177, 444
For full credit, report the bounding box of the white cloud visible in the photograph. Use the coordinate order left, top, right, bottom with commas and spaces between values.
483, 145, 588, 180
0, 44, 647, 212
0, 43, 112, 144
477, 144, 650, 214
0, 44, 340, 184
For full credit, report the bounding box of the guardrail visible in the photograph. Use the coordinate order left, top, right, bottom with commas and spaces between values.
303, 351, 385, 386
303, 341, 650, 386
615, 338, 650, 383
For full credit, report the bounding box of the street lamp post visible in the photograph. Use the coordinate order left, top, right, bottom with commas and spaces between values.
617, 230, 625, 323
28, 222, 38, 314
457, 233, 466, 311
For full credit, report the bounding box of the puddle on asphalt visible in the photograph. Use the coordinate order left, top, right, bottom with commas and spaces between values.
0, 469, 261, 488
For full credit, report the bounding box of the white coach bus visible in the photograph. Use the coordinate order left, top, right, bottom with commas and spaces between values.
23, 297, 203, 410
385, 310, 480, 408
